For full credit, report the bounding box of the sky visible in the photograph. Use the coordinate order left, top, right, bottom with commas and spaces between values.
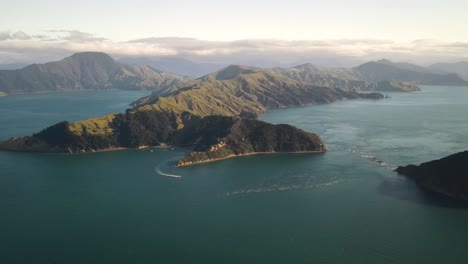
1, 0, 468, 66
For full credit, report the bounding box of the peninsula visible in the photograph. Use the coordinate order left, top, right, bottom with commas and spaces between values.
396, 151, 468, 201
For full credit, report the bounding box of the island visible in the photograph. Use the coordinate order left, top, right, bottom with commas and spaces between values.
0, 113, 326, 166
396, 151, 468, 201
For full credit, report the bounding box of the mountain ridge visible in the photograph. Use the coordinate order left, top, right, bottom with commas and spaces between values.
133, 64, 389, 122
0, 52, 185, 94
118, 57, 225, 77
429, 61, 468, 79
354, 59, 468, 85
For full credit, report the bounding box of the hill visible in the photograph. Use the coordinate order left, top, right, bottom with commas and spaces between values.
273, 63, 419, 92
0, 113, 326, 166
118, 57, 225, 77
429, 61, 468, 80
0, 63, 28, 70
175, 116, 325, 167
0, 52, 185, 94
396, 151, 468, 201
133, 65, 387, 121
354, 59, 468, 86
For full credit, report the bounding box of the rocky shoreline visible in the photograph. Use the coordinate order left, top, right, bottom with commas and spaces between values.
176, 150, 326, 167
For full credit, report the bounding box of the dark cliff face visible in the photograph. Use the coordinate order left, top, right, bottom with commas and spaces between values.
396, 151, 468, 201
175, 116, 325, 167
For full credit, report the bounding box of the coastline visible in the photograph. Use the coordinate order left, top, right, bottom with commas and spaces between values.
0, 142, 173, 154
176, 150, 326, 168
4, 88, 150, 97
79, 144, 173, 154
7, 89, 100, 96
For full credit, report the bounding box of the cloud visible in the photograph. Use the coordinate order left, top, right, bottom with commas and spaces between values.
441, 42, 468, 48
11, 31, 31, 40
0, 31, 32, 41
0, 32, 10, 41
46, 30, 107, 42
0, 30, 467, 66
124, 37, 400, 61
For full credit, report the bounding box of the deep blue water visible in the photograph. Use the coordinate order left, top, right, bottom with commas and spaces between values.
1, 87, 468, 263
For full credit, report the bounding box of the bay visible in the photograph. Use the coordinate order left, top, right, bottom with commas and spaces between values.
1, 86, 468, 263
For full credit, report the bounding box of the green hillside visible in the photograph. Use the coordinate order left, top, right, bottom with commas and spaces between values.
133, 65, 390, 121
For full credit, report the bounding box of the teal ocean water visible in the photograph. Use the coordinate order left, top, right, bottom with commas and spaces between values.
1, 87, 468, 263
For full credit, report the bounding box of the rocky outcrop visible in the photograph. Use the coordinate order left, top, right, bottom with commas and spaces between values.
0, 136, 60, 152
396, 151, 468, 201
175, 116, 325, 167
356, 92, 386, 100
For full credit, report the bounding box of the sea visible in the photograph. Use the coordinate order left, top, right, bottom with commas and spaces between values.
1, 87, 468, 263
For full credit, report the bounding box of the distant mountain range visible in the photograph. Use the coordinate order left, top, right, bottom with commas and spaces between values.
273, 63, 419, 92
118, 56, 468, 87
0, 63, 28, 70
1, 52, 467, 96
429, 61, 468, 79
0, 52, 185, 95
354, 59, 468, 86
118, 57, 225, 77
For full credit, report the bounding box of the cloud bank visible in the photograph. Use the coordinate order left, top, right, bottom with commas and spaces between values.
0, 30, 467, 67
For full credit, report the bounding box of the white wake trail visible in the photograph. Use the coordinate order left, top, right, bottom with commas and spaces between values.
349, 149, 397, 170
154, 167, 182, 178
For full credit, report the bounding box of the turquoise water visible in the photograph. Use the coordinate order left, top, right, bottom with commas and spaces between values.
0, 90, 150, 140
1, 86, 468, 263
